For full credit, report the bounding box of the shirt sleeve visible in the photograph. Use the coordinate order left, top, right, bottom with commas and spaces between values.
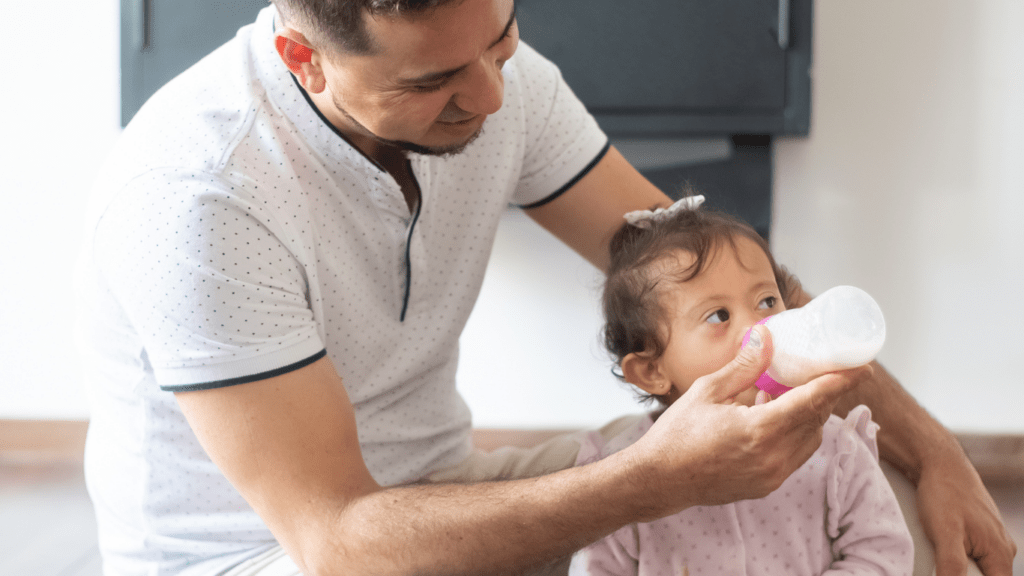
823, 406, 915, 576
508, 42, 609, 208
94, 168, 325, 391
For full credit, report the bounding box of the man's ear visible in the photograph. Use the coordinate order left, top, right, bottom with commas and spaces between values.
620, 352, 673, 397
274, 29, 326, 93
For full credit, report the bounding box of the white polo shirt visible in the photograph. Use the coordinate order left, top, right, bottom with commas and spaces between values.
76, 5, 607, 575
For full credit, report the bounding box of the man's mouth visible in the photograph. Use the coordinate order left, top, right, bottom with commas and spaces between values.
437, 114, 480, 126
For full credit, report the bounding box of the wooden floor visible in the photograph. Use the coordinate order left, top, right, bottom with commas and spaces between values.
1, 455, 1021, 576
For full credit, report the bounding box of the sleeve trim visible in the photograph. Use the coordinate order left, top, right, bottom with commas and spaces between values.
160, 349, 328, 392
516, 140, 611, 210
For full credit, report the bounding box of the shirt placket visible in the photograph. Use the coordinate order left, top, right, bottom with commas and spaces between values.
400, 155, 431, 322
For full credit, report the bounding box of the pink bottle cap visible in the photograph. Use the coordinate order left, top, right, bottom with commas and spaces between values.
741, 317, 794, 397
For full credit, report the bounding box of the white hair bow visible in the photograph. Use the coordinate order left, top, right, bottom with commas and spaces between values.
623, 195, 705, 229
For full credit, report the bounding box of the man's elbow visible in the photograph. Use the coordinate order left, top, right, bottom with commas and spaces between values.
286, 500, 411, 576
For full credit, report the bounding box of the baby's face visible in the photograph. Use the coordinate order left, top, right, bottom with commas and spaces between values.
654, 236, 785, 405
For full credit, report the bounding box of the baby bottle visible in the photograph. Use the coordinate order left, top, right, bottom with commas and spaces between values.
743, 285, 886, 395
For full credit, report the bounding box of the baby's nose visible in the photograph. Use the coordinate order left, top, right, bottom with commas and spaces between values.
736, 325, 755, 350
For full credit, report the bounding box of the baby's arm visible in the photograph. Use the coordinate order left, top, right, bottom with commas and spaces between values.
569, 525, 639, 576
823, 406, 915, 576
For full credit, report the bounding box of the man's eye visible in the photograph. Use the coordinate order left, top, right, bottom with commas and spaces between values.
758, 296, 778, 310
411, 83, 444, 93
707, 309, 730, 324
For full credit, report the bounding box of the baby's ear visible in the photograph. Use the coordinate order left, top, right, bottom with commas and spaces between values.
620, 352, 672, 396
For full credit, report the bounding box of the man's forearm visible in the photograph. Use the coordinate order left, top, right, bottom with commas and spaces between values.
300, 450, 651, 576
832, 360, 964, 484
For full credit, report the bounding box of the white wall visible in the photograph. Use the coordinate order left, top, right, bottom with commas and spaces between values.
1, 1, 121, 419
3, 0, 1021, 433
772, 0, 1024, 433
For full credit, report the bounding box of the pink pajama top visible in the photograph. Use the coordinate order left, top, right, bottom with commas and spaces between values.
570, 405, 913, 576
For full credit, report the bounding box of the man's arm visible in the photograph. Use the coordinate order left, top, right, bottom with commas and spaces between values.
782, 282, 1016, 576
175, 327, 865, 576
175, 355, 634, 575
832, 361, 1017, 576
524, 145, 672, 273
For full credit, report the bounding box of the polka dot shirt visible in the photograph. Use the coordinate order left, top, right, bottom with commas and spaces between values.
569, 406, 914, 576
75, 6, 608, 575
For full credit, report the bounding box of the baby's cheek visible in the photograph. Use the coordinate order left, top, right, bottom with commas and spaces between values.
709, 346, 738, 376
693, 355, 724, 375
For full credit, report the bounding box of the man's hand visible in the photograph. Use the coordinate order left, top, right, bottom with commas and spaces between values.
916, 441, 1018, 576
627, 325, 872, 517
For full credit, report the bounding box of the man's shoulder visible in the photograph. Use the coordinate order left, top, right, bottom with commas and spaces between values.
508, 41, 553, 75
503, 40, 561, 100
89, 59, 283, 241
115, 31, 276, 178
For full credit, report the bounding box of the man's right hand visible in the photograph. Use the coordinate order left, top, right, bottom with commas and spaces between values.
626, 324, 872, 518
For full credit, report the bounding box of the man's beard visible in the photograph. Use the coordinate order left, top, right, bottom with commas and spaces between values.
332, 94, 483, 157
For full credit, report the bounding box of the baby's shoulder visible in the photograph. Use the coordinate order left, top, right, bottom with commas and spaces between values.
821, 404, 880, 462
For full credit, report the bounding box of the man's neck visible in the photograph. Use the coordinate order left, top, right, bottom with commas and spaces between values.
347, 132, 419, 213
303, 89, 384, 163
376, 147, 420, 214
301, 82, 420, 212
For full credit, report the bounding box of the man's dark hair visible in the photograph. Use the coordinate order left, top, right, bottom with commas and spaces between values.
271, 0, 463, 54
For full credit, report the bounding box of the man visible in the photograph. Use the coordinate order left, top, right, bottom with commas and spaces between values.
76, 0, 1015, 574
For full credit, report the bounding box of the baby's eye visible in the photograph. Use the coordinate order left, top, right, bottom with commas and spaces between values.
758, 296, 778, 310
706, 309, 730, 324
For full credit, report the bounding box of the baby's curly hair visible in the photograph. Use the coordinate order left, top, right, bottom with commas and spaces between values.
601, 195, 802, 404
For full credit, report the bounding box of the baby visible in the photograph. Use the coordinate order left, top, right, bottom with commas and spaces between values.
570, 195, 914, 576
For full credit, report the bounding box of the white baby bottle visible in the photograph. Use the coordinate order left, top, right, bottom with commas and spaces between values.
743, 285, 886, 395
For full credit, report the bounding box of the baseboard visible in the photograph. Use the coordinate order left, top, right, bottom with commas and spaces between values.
956, 432, 1024, 483
0, 420, 89, 461
475, 428, 1024, 483
2, 420, 1022, 481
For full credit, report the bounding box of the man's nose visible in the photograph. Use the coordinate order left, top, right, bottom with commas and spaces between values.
455, 58, 504, 116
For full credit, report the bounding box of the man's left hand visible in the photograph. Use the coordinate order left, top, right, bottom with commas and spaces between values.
916, 440, 1017, 576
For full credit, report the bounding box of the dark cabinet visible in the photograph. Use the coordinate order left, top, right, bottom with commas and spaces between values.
516, 0, 810, 137
120, 0, 268, 126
